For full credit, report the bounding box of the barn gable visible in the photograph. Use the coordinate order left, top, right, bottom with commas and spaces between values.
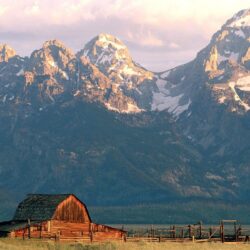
53, 194, 91, 223
13, 194, 91, 222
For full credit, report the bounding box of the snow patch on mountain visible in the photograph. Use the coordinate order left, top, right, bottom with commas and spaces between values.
151, 78, 191, 116
2, 94, 7, 103
73, 90, 81, 96
229, 81, 250, 111
9, 95, 14, 101
234, 29, 246, 38
127, 103, 143, 113
206, 172, 224, 181
218, 52, 239, 64
236, 76, 250, 91
16, 69, 24, 76
218, 96, 227, 104
97, 53, 113, 65
105, 102, 142, 113
48, 60, 58, 68
62, 71, 69, 80
173, 99, 191, 116
122, 65, 141, 76
228, 10, 250, 28
105, 103, 120, 112
161, 71, 170, 78
98, 34, 126, 50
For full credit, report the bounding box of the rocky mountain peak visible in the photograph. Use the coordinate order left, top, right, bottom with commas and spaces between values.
94, 33, 127, 50
156, 8, 250, 119
86, 33, 128, 53
72, 33, 155, 114
78, 33, 153, 81
77, 33, 133, 75
225, 8, 250, 28
42, 39, 68, 49
187, 9, 250, 113
0, 44, 16, 63
29, 40, 75, 75
202, 9, 250, 76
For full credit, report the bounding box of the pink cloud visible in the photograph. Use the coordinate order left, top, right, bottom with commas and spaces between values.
0, 0, 249, 70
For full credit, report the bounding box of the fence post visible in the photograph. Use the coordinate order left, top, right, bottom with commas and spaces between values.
199, 221, 202, 239
220, 221, 224, 243
234, 222, 237, 242
90, 223, 93, 242
28, 219, 31, 239
124, 233, 127, 242
188, 225, 192, 239
39, 223, 42, 239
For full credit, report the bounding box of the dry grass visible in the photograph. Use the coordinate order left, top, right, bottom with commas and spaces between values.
0, 239, 250, 250
115, 242, 250, 250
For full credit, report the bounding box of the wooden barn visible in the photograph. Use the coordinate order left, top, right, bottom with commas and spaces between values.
0, 194, 126, 242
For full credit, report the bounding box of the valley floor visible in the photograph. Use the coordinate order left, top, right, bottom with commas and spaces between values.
0, 239, 250, 250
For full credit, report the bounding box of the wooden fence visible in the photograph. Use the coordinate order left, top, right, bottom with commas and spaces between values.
8, 219, 250, 243
125, 220, 250, 243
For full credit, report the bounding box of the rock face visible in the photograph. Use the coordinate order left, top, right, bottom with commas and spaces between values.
1, 9, 250, 221
77, 33, 156, 112
0, 35, 156, 113
0, 10, 250, 116
0, 44, 16, 62
155, 9, 250, 117
29, 40, 75, 76
202, 9, 250, 112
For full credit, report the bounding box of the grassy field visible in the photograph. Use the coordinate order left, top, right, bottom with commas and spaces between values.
0, 239, 250, 250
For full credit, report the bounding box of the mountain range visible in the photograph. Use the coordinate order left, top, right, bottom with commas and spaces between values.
0, 9, 250, 223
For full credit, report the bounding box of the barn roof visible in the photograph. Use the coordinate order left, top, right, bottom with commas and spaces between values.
0, 220, 40, 232
13, 194, 73, 221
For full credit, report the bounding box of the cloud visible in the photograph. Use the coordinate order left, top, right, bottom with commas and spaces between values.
127, 30, 164, 47
0, 0, 249, 70
169, 42, 180, 49
0, 3, 8, 16
1, 0, 248, 31
24, 1, 40, 16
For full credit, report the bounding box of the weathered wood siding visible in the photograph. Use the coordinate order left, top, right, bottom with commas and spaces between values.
91, 223, 125, 242
11, 221, 48, 238
50, 220, 91, 241
52, 195, 90, 223
8, 221, 125, 242
93, 231, 124, 242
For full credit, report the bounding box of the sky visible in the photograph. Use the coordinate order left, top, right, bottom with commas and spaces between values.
0, 0, 249, 71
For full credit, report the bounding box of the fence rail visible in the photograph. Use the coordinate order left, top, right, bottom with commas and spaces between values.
124, 220, 250, 243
